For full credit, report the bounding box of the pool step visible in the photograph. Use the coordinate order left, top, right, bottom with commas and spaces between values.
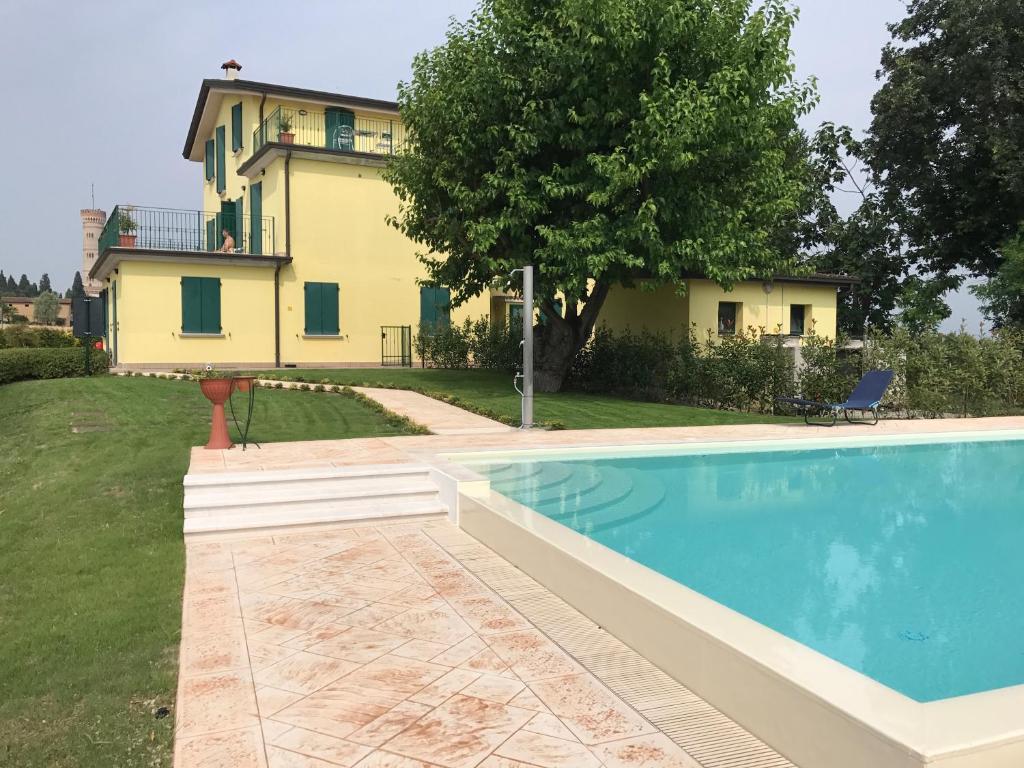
182, 463, 447, 536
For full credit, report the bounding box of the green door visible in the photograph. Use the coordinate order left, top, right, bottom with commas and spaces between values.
249, 182, 262, 255
218, 200, 237, 249
325, 108, 355, 151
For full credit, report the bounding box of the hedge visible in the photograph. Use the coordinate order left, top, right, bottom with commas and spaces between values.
0, 326, 77, 349
0, 347, 110, 385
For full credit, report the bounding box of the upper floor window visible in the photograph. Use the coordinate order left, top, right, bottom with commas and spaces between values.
718, 302, 739, 335
215, 126, 226, 194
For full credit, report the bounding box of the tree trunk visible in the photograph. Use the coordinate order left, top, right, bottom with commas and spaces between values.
532, 282, 610, 392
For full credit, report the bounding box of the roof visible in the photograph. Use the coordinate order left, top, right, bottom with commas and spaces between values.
183, 78, 400, 160
1, 295, 71, 304
680, 272, 859, 287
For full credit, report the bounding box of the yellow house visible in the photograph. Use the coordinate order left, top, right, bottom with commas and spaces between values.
91, 63, 849, 369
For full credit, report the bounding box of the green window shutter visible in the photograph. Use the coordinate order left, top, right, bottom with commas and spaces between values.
304, 282, 322, 335
204, 139, 215, 180
182, 277, 221, 333
231, 102, 243, 151
181, 277, 203, 333
322, 283, 339, 335
201, 278, 221, 334
215, 125, 226, 194
205, 216, 216, 251
325, 108, 355, 150
420, 286, 450, 333
234, 199, 244, 250
249, 182, 262, 255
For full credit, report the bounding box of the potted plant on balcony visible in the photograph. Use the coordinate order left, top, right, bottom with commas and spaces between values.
278, 115, 295, 144
117, 209, 137, 247
195, 364, 236, 450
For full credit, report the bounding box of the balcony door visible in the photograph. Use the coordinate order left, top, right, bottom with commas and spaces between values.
325, 108, 355, 151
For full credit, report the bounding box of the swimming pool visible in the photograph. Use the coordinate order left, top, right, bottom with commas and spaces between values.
467, 437, 1024, 703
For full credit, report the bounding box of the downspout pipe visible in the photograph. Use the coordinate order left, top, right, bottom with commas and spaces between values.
275, 150, 293, 368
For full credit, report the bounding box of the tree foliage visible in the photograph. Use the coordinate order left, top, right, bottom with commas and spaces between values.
32, 291, 59, 325
70, 271, 86, 299
868, 0, 1024, 278
386, 0, 815, 390
973, 232, 1024, 329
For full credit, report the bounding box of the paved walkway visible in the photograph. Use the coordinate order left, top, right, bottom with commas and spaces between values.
187, 415, 1024, 475
351, 387, 513, 436
176, 519, 705, 768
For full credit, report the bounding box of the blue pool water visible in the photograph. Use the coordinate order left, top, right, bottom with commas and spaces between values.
471, 438, 1024, 702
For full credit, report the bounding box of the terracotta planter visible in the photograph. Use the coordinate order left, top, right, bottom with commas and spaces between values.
199, 378, 236, 450
118, 233, 137, 247
233, 376, 255, 393
279, 132, 295, 144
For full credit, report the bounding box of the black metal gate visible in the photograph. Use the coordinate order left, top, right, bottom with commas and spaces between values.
381, 325, 412, 367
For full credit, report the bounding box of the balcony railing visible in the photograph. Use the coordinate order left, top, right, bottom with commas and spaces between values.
99, 205, 276, 256
252, 106, 406, 157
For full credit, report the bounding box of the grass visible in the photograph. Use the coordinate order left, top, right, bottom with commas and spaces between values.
246, 367, 795, 429
0, 375, 415, 767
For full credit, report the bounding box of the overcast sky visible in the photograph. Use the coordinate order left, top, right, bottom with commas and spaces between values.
0, 0, 981, 330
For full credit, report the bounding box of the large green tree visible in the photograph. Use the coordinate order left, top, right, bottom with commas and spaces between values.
868, 0, 1024, 278
808, 123, 951, 334
386, 0, 816, 390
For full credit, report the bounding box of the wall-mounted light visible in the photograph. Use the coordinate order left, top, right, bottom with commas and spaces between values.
298, 109, 308, 116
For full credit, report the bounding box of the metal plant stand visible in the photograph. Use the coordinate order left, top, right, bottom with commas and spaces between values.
229, 378, 260, 451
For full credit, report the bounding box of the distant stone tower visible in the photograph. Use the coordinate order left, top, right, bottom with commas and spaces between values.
80, 209, 106, 295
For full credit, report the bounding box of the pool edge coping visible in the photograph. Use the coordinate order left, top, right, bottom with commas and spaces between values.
431, 429, 1024, 768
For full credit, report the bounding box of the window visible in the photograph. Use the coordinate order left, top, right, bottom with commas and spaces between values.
204, 139, 215, 181
718, 302, 739, 335
231, 102, 243, 152
304, 282, 340, 335
789, 304, 807, 336
419, 286, 451, 333
181, 277, 221, 334
215, 125, 226, 194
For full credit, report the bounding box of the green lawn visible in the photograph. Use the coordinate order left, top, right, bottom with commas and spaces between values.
247, 368, 794, 429
0, 376, 415, 767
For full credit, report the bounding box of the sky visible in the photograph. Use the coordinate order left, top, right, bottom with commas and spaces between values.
0, 0, 981, 330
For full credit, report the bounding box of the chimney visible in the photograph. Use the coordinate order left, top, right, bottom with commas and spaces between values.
221, 59, 242, 80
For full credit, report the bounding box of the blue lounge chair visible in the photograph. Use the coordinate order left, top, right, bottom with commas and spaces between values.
778, 369, 894, 426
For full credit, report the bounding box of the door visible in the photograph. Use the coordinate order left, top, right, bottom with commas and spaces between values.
218, 199, 239, 250
325, 108, 355, 151
381, 326, 412, 367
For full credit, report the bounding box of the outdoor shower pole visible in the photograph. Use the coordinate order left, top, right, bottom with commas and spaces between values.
522, 265, 535, 429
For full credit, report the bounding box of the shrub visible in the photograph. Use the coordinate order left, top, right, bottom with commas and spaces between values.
571, 326, 675, 400
0, 347, 110, 385
0, 326, 76, 349
415, 317, 522, 371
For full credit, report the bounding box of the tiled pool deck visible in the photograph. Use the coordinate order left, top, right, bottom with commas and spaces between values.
179, 413, 1024, 767
178, 520, 716, 768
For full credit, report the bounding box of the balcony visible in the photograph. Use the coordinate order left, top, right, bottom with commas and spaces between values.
98, 205, 276, 256
252, 106, 405, 157
92, 205, 286, 283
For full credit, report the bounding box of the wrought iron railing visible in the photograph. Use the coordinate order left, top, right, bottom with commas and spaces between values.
99, 205, 276, 256
252, 106, 406, 157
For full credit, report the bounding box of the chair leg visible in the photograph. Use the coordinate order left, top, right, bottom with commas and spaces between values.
843, 408, 880, 426
805, 409, 838, 427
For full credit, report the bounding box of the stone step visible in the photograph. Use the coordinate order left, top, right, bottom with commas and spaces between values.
183, 500, 448, 536
181, 462, 447, 536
